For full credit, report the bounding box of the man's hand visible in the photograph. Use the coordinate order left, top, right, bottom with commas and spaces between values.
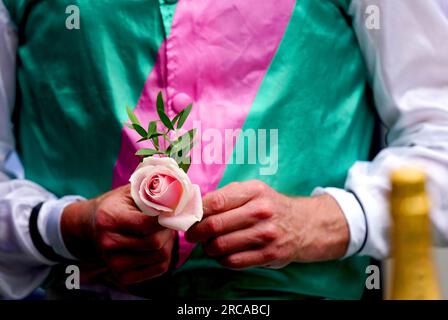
61, 185, 176, 285
186, 180, 349, 269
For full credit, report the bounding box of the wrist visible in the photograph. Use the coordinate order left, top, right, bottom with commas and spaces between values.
313, 194, 350, 260
312, 187, 368, 258
61, 199, 98, 261
292, 194, 349, 262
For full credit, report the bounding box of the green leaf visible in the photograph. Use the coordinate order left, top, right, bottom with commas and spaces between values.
147, 121, 157, 137
152, 136, 160, 149
178, 157, 192, 173
156, 92, 174, 130
171, 112, 182, 127
125, 123, 134, 129
177, 104, 192, 129
126, 106, 140, 126
135, 149, 164, 156
132, 124, 148, 138
137, 137, 148, 143
148, 132, 163, 139
165, 143, 173, 155
137, 135, 162, 143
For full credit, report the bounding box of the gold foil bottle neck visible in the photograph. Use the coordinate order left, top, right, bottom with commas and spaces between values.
389, 167, 441, 300
390, 167, 429, 218
391, 167, 426, 197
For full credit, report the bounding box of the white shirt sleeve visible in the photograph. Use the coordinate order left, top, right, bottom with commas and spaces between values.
314, 0, 448, 260
0, 1, 83, 299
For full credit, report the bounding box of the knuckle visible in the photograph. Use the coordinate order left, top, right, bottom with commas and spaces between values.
255, 200, 274, 218
222, 255, 241, 269
227, 182, 240, 189
209, 237, 227, 255
150, 236, 165, 250
253, 208, 273, 220
206, 216, 223, 234
250, 180, 268, 195
260, 225, 278, 243
159, 245, 171, 261
98, 234, 115, 251
150, 243, 171, 262
209, 192, 226, 211
95, 207, 111, 230
155, 262, 170, 275
262, 248, 278, 262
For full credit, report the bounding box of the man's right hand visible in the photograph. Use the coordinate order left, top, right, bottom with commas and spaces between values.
61, 185, 176, 285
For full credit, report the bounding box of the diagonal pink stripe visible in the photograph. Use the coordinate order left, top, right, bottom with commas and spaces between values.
112, 0, 295, 267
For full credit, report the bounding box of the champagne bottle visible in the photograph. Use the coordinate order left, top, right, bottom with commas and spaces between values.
389, 167, 441, 300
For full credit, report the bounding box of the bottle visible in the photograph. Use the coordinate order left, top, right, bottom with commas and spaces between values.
389, 167, 441, 300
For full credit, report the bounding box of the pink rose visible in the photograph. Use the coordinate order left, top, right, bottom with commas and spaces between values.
129, 157, 203, 231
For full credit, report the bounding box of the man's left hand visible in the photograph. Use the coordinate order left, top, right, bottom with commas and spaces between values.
185, 180, 350, 269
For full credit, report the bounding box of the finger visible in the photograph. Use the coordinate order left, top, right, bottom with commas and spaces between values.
203, 226, 271, 257
203, 180, 266, 216
107, 210, 166, 236
117, 261, 171, 285
100, 229, 174, 252
219, 249, 269, 270
114, 235, 176, 285
107, 249, 170, 274
186, 201, 270, 243
107, 234, 175, 274
112, 184, 140, 211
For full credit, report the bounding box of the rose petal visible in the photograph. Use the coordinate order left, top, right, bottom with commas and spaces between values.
130, 169, 159, 216
137, 157, 179, 171
145, 174, 173, 197
148, 179, 183, 209
165, 168, 192, 214
139, 177, 173, 212
158, 184, 203, 231
147, 175, 162, 193
130, 166, 173, 213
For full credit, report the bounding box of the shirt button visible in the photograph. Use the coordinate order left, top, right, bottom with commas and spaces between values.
172, 93, 193, 113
